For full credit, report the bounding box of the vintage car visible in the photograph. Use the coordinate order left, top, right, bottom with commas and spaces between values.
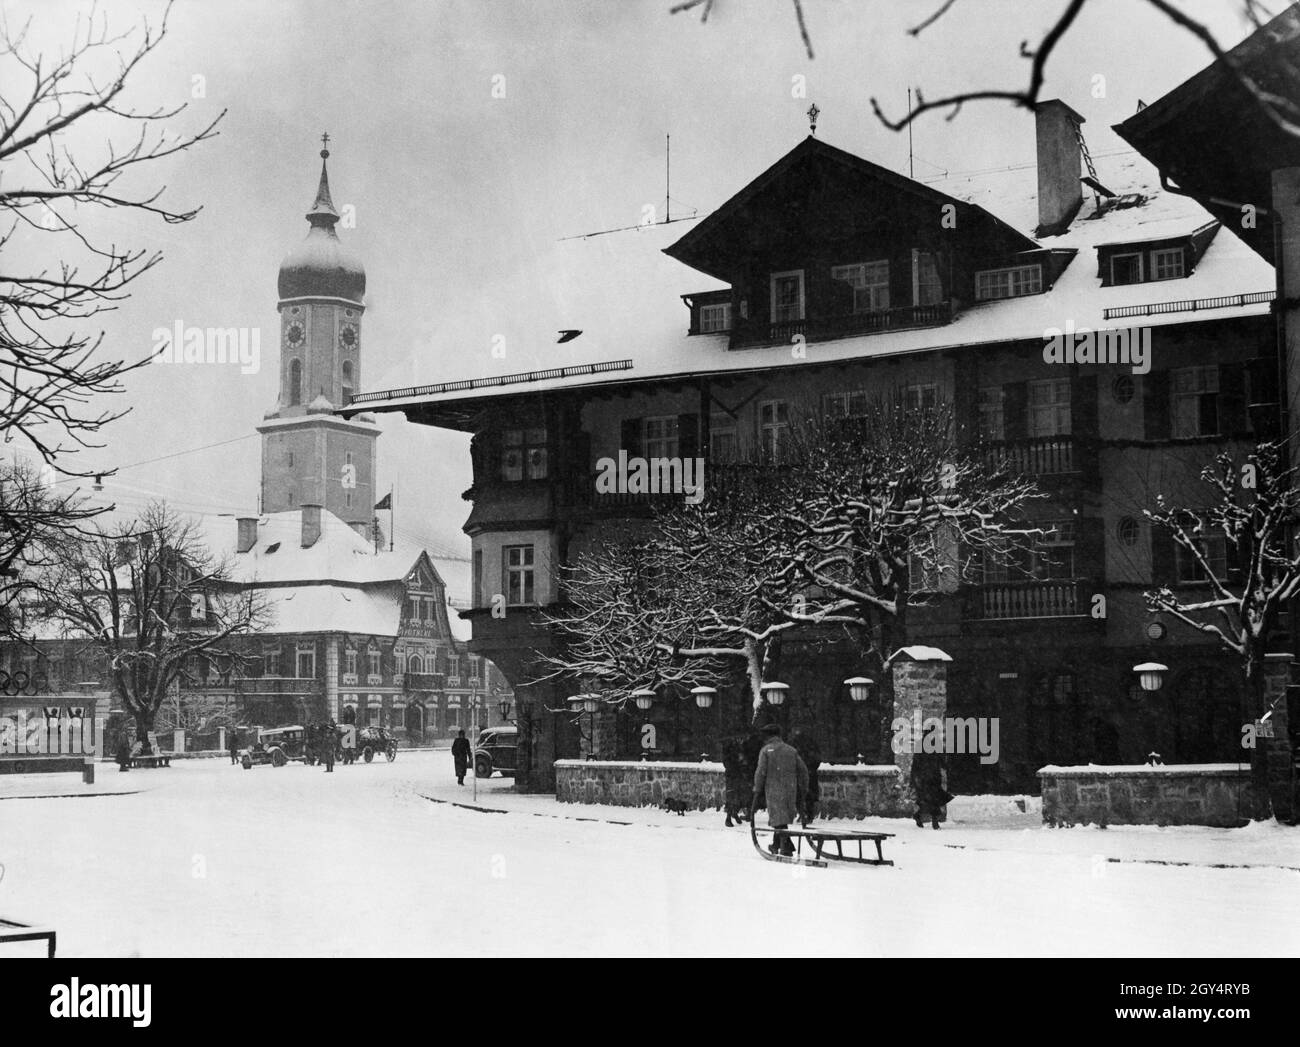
340, 725, 398, 764
240, 725, 306, 769
474, 725, 517, 778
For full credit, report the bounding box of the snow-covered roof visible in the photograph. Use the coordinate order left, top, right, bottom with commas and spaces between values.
347, 140, 1275, 420
259, 584, 402, 636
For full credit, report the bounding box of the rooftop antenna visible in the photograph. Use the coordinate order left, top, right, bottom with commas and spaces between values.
558, 135, 700, 241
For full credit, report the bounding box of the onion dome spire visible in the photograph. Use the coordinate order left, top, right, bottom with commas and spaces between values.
277, 133, 366, 303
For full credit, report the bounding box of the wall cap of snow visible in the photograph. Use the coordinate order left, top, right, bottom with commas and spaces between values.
892, 645, 952, 662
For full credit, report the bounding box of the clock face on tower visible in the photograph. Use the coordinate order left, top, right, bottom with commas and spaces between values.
285, 321, 305, 348
340, 323, 359, 350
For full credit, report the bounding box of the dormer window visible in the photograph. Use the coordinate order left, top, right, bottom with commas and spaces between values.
770, 271, 805, 323
1151, 247, 1186, 281
1100, 241, 1195, 286
1110, 252, 1144, 285
700, 302, 732, 333
831, 262, 890, 313
975, 265, 1042, 301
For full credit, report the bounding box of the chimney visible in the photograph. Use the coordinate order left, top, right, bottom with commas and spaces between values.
236, 517, 258, 554
1035, 99, 1086, 236
301, 503, 322, 548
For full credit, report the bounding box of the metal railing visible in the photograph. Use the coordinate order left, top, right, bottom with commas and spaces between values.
1102, 290, 1273, 321
347, 360, 634, 406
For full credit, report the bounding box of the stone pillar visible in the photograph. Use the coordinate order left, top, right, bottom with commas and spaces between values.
217, 726, 226, 755
1255, 652, 1295, 821
890, 645, 951, 784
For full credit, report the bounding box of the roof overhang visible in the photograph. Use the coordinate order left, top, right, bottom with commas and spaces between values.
1114, 6, 1300, 264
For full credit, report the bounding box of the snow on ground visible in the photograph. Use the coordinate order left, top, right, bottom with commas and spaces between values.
0, 753, 1296, 957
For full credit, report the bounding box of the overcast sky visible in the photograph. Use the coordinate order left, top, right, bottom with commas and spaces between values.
5, 0, 1271, 593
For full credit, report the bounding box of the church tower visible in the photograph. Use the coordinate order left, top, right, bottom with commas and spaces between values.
258, 137, 379, 536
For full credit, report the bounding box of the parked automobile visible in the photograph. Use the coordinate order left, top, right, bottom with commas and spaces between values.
240, 725, 305, 769
341, 725, 398, 764
474, 725, 517, 778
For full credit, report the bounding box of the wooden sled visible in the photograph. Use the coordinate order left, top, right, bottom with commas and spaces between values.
751, 816, 894, 867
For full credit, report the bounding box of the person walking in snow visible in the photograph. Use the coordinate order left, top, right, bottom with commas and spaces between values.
791, 729, 822, 827
720, 737, 749, 827
452, 728, 471, 785
910, 743, 952, 829
228, 730, 239, 765
322, 721, 336, 772
751, 723, 808, 857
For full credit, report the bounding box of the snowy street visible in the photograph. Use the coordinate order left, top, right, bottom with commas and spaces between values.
1, 754, 1296, 957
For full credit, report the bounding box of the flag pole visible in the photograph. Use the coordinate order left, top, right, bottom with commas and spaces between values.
388, 484, 394, 552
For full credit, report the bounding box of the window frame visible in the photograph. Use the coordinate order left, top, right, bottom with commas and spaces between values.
1150, 247, 1186, 281
1171, 365, 1220, 438
504, 544, 536, 607
911, 249, 943, 307
974, 265, 1042, 301
831, 261, 891, 314
699, 302, 732, 333
1028, 378, 1073, 438
499, 427, 549, 482
1109, 252, 1145, 286
769, 270, 806, 324
757, 399, 790, 460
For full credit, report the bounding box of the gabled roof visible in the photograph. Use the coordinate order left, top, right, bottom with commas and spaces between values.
664, 135, 1039, 280
345, 132, 1274, 427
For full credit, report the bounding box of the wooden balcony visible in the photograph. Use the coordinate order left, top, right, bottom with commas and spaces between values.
982, 437, 1078, 476
966, 579, 1088, 621
729, 301, 953, 349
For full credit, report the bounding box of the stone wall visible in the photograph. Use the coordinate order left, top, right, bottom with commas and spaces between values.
1039, 764, 1256, 828
554, 759, 909, 818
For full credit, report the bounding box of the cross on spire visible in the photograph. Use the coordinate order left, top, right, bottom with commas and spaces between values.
807, 104, 820, 136
320, 131, 331, 159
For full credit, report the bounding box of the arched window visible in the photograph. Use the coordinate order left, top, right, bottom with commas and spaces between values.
341, 360, 354, 404
408, 653, 423, 674
289, 358, 302, 406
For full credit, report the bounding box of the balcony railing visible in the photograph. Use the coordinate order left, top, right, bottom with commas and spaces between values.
404, 672, 444, 692
967, 579, 1087, 621
193, 676, 321, 696
983, 437, 1078, 476
730, 301, 953, 349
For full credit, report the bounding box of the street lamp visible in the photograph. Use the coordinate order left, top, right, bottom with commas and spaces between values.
1133, 663, 1168, 692
691, 685, 719, 763
497, 699, 513, 723
631, 688, 656, 711
844, 676, 873, 764
760, 681, 789, 706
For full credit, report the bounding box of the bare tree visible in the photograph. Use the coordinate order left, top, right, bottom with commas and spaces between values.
1144, 440, 1300, 720
540, 400, 1040, 747
29, 502, 270, 748
0, 1, 224, 473
671, 1, 1298, 138
0, 457, 98, 637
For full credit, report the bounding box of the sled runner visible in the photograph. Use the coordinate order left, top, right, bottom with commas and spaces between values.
751, 817, 894, 867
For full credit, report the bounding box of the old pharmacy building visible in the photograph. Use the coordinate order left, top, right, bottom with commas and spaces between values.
344, 89, 1299, 796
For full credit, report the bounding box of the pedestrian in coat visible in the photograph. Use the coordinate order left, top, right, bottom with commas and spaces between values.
452, 729, 471, 785
791, 729, 822, 827
116, 737, 132, 773
720, 737, 749, 827
322, 721, 336, 772
228, 731, 239, 765
751, 723, 808, 857
910, 746, 951, 829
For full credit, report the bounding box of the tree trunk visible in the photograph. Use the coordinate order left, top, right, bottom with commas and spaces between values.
133, 709, 155, 754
